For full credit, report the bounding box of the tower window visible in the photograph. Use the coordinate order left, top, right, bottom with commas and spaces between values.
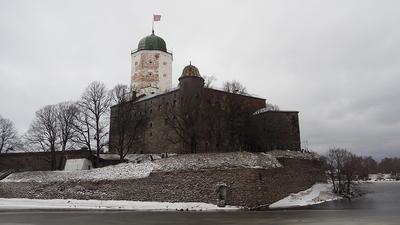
163, 73, 167, 77
163, 61, 167, 65
149, 122, 153, 128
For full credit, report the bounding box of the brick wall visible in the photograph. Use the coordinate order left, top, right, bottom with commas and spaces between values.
250, 111, 301, 151
0, 150, 92, 171
109, 86, 267, 154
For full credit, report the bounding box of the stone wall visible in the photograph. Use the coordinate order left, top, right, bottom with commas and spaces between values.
0, 150, 92, 172
109, 86, 267, 154
0, 158, 325, 208
250, 111, 301, 151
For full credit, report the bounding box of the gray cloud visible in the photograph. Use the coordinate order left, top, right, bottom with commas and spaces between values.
0, 0, 399, 158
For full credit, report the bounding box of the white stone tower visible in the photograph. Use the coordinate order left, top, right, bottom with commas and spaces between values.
131, 31, 173, 96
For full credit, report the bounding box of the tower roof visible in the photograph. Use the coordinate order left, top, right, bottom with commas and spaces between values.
137, 32, 167, 52
180, 64, 202, 78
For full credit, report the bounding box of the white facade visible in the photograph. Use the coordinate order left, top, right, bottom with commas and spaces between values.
131, 50, 173, 96
63, 158, 93, 171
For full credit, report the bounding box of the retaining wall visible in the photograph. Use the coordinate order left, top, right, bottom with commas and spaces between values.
0, 158, 326, 208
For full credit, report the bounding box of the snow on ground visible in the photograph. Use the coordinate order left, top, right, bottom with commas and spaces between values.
269, 150, 320, 160
269, 183, 340, 209
152, 152, 281, 172
1, 161, 154, 183
1, 152, 282, 183
367, 173, 399, 182
0, 198, 240, 211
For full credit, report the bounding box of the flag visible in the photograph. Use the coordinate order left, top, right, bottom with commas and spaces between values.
153, 14, 161, 22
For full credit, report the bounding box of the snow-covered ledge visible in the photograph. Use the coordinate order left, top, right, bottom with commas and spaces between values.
269, 183, 341, 209
0, 198, 240, 211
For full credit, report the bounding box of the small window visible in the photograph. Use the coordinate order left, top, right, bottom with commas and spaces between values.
149, 60, 153, 64
149, 132, 153, 136
163, 73, 167, 77
164, 118, 168, 125
150, 122, 153, 128
148, 72, 152, 76
163, 61, 167, 65
135, 61, 138, 66
150, 109, 153, 114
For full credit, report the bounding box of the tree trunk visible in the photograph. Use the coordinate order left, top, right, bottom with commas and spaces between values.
51, 144, 56, 170
96, 117, 100, 167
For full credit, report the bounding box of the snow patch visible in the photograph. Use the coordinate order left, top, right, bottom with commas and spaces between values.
269, 183, 340, 209
1, 152, 281, 183
1, 162, 154, 183
366, 173, 400, 182
0, 198, 240, 211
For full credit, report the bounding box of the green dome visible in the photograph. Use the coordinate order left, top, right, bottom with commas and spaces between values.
137, 33, 167, 52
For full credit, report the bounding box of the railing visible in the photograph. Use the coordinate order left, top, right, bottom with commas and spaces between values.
131, 48, 173, 55
0, 169, 15, 180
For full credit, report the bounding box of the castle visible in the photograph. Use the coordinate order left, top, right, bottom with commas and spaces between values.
0, 28, 327, 210
109, 31, 301, 154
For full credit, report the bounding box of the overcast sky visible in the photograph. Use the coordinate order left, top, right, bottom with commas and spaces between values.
0, 0, 399, 158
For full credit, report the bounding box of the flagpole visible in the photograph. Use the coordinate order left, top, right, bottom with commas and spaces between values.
152, 16, 154, 34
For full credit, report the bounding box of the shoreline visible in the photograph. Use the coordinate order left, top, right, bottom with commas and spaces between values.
0, 198, 241, 212
0, 183, 341, 212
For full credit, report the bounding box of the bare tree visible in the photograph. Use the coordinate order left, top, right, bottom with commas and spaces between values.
343, 153, 361, 194
265, 102, 280, 111
0, 115, 18, 153
379, 157, 400, 175
110, 84, 131, 104
78, 81, 110, 165
25, 105, 59, 170
71, 107, 93, 151
164, 95, 203, 153
203, 75, 217, 88
223, 80, 247, 94
109, 84, 148, 161
326, 148, 347, 194
56, 101, 79, 151
325, 148, 358, 196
